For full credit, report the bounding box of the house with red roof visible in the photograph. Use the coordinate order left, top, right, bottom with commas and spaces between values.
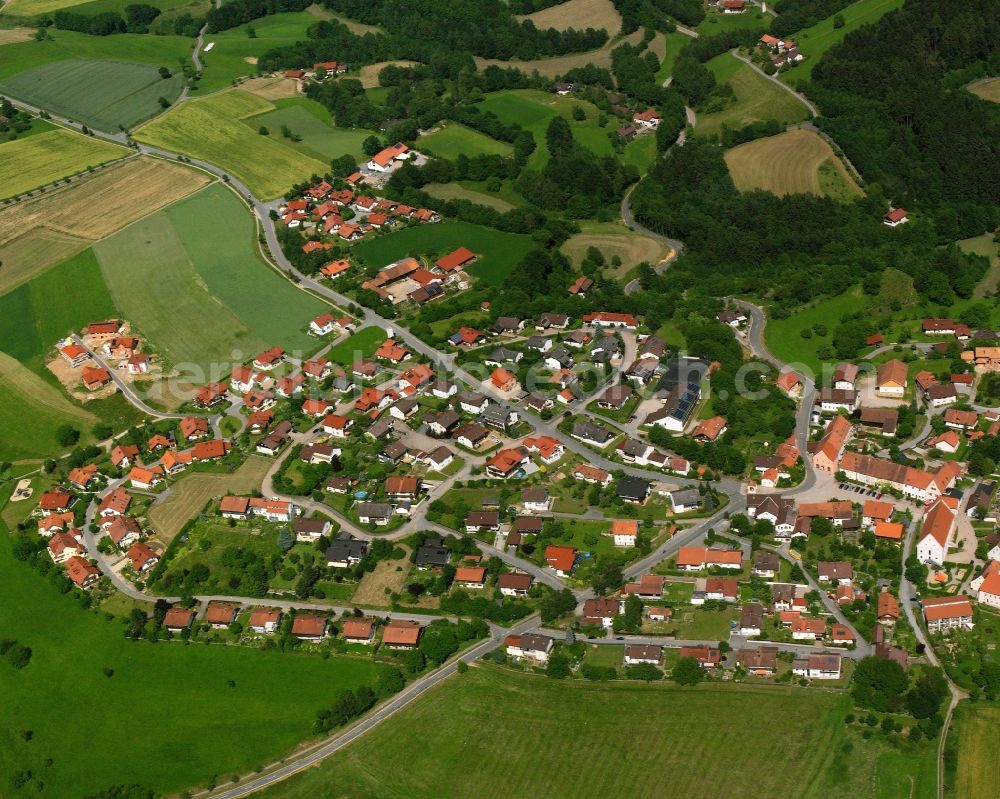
82, 366, 112, 391
883, 208, 909, 227
65, 555, 100, 589
544, 545, 577, 577
366, 142, 410, 172
633, 108, 661, 128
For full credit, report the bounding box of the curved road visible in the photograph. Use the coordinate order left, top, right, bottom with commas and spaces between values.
729, 49, 818, 118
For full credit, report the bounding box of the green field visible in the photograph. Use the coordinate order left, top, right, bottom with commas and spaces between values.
0, 515, 384, 798
695, 53, 811, 140
0, 29, 193, 81
253, 665, 936, 799
780, 0, 905, 81
0, 351, 97, 461
251, 101, 374, 162
93, 184, 327, 372
0, 129, 129, 198
196, 12, 318, 92
476, 89, 618, 170
418, 121, 514, 159
948, 702, 1000, 799
655, 30, 689, 82
352, 221, 535, 286
697, 7, 772, 33
134, 90, 329, 199
763, 287, 863, 374
0, 58, 184, 131
0, 248, 117, 368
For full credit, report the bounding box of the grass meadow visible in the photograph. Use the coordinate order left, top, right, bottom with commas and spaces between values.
780, 0, 905, 82
695, 54, 810, 140
948, 702, 1000, 799
0, 129, 129, 198
560, 220, 672, 278
422, 182, 517, 212
0, 513, 384, 798
325, 326, 387, 367
251, 100, 374, 162
94, 184, 327, 372
252, 664, 936, 799
134, 90, 329, 199
0, 58, 184, 131
0, 29, 193, 81
724, 129, 863, 200
352, 221, 534, 286
196, 11, 319, 92
418, 121, 514, 159
0, 351, 97, 461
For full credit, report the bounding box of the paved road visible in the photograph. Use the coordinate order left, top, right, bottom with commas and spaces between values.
900, 517, 968, 799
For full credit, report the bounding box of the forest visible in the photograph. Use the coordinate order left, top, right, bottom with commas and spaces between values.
629, 139, 988, 309
808, 0, 1000, 228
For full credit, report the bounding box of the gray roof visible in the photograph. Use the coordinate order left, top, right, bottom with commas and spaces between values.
325, 536, 368, 562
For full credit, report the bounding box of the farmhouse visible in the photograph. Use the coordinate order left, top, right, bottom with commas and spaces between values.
883, 208, 909, 227
381, 620, 422, 649
436, 247, 476, 273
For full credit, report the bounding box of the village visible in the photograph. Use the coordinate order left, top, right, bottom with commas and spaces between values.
16, 250, 1000, 696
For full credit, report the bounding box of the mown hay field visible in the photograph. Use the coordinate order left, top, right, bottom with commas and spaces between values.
148, 455, 272, 541
515, 0, 621, 32
0, 156, 212, 294
724, 129, 863, 200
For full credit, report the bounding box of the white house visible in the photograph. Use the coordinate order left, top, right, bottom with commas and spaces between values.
916, 497, 957, 566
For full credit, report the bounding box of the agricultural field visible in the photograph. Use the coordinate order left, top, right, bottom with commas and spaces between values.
198, 12, 329, 92
358, 60, 421, 89
418, 121, 514, 159
352, 221, 535, 287
475, 89, 619, 170
0, 352, 97, 461
948, 702, 1000, 799
0, 156, 212, 294
0, 29, 192, 81
147, 455, 274, 541
134, 89, 330, 199
253, 665, 936, 799
0, 129, 129, 199
780, 0, 905, 81
94, 184, 327, 374
0, 519, 385, 798
2, 0, 197, 16
422, 182, 517, 212
0, 58, 184, 131
560, 220, 672, 279
0, 248, 117, 370
515, 0, 621, 33
724, 129, 863, 200
969, 77, 1000, 103
694, 54, 811, 140
474, 28, 645, 78
307, 5, 384, 35
251, 99, 374, 162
